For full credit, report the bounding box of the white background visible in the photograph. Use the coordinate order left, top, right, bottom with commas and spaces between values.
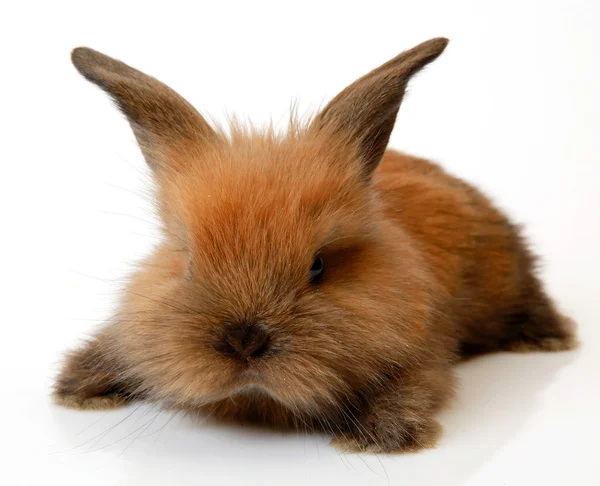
1, 1, 599, 485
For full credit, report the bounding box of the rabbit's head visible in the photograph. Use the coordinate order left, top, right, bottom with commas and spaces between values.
72, 38, 448, 417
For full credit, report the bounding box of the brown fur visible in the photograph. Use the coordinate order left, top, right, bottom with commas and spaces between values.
54, 38, 577, 453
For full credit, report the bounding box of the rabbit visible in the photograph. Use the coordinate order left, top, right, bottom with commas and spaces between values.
53, 37, 578, 453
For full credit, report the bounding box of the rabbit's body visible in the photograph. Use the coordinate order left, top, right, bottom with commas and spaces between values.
378, 151, 575, 357
54, 39, 577, 453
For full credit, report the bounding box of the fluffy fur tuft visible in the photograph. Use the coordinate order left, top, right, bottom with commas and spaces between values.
54, 38, 577, 453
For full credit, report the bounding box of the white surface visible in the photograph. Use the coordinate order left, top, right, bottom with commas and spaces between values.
1, 1, 599, 485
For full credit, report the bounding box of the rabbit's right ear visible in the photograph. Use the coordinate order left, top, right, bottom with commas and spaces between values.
71, 48, 220, 171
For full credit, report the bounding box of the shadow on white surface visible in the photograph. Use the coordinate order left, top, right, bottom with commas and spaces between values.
45, 349, 579, 485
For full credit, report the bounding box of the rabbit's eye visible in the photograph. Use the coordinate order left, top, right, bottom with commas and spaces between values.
309, 256, 324, 283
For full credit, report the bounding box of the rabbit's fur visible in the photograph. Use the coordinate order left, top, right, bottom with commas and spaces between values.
54, 38, 577, 453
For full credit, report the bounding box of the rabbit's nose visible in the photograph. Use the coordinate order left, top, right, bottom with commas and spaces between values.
220, 321, 270, 361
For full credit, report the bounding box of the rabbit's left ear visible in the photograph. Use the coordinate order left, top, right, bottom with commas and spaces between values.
311, 37, 448, 179
71, 48, 220, 171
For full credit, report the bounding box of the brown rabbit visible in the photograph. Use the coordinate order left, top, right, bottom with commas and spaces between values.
54, 38, 577, 453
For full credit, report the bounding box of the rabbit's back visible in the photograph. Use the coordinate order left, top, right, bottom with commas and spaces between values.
376, 151, 541, 355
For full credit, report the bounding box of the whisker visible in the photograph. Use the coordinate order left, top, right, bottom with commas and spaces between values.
145, 410, 179, 443
98, 210, 187, 246
75, 411, 111, 436
117, 411, 162, 457
72, 271, 203, 317
48, 403, 143, 455
84, 410, 159, 454
86, 404, 152, 451
102, 182, 155, 204
317, 416, 353, 472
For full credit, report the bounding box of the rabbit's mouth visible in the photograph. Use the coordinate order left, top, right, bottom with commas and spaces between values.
232, 382, 270, 397
218, 365, 271, 397
225, 380, 281, 406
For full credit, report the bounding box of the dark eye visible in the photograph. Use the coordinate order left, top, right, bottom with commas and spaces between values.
309, 255, 324, 283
